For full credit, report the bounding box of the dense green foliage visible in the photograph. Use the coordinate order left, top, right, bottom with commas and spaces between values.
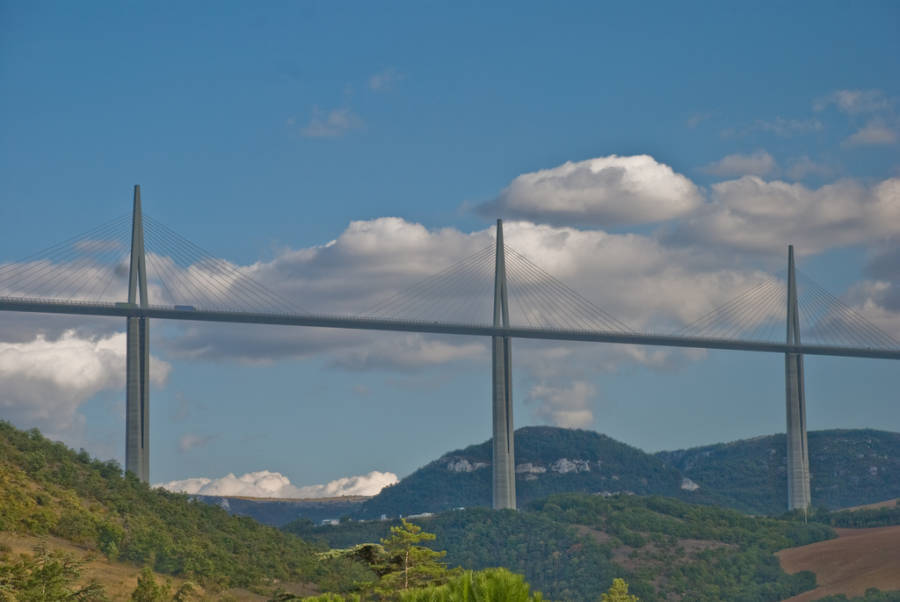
534, 493, 829, 600
825, 504, 900, 528
0, 421, 333, 589
657, 429, 900, 514
815, 590, 900, 601
287, 492, 833, 601
298, 568, 545, 602
287, 508, 615, 600
396, 568, 545, 602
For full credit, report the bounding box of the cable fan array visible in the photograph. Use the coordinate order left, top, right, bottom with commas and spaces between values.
676, 269, 897, 350
1, 211, 897, 351
0, 214, 133, 303
0, 215, 306, 315
361, 242, 634, 333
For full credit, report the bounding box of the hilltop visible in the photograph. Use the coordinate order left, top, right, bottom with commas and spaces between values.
356, 426, 708, 519
657, 429, 900, 515
349, 426, 900, 519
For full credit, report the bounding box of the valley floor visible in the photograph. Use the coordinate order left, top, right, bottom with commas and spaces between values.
779, 525, 900, 601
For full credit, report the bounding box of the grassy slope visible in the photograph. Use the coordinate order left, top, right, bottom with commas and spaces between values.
0, 421, 327, 594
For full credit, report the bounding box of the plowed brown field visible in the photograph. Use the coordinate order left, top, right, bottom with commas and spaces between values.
778, 526, 900, 601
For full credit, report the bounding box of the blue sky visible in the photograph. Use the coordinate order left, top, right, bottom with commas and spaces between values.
1, 1, 898, 497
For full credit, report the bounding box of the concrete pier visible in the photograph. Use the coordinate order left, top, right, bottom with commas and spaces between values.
492, 219, 516, 510
125, 185, 150, 482
785, 245, 811, 510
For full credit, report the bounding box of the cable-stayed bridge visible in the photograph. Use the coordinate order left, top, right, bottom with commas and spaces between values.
2, 186, 898, 511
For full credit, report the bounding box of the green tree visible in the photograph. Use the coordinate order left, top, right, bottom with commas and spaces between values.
396, 568, 543, 602
378, 519, 448, 592
602, 578, 639, 602
0, 544, 107, 601
130, 567, 171, 602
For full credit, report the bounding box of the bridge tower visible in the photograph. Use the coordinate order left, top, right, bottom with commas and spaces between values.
785, 245, 810, 510
492, 219, 516, 510
126, 185, 151, 482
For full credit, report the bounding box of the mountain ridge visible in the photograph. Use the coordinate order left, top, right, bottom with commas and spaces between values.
353, 426, 900, 519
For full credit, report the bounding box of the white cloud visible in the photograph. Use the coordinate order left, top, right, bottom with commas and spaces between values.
700, 150, 776, 177
156, 469, 398, 499
527, 381, 596, 428
670, 176, 900, 255
478, 155, 702, 227
0, 330, 170, 439
158, 214, 796, 371
301, 107, 363, 138
844, 280, 900, 340
754, 117, 823, 137
844, 121, 898, 147
178, 433, 216, 453
369, 67, 403, 92
7, 154, 898, 440
815, 89, 891, 115
785, 156, 833, 180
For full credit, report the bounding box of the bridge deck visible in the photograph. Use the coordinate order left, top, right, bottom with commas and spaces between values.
2, 297, 899, 361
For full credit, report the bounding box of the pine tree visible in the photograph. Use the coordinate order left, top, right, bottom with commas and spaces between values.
378, 519, 448, 591
602, 578, 639, 602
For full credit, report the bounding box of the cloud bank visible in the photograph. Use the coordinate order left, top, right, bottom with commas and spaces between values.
478, 155, 702, 227
157, 469, 399, 499
3, 153, 898, 438
0, 330, 170, 439
701, 151, 776, 177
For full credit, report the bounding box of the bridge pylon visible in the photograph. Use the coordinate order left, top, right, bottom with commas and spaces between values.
785, 245, 810, 511
126, 185, 150, 483
492, 219, 516, 510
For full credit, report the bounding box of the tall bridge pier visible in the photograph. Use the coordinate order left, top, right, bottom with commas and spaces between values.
126, 185, 151, 482
492, 219, 516, 510
785, 245, 811, 510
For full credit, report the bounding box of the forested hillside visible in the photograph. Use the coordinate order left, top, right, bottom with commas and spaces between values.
286, 492, 834, 601
657, 429, 900, 514
0, 421, 338, 592
358, 426, 710, 518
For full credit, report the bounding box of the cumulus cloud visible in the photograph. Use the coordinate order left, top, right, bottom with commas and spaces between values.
477, 155, 702, 227
153, 213, 795, 371
837, 239, 900, 339
0, 330, 170, 438
527, 381, 596, 428
156, 469, 398, 498
700, 150, 776, 177
300, 107, 363, 138
844, 121, 898, 147
669, 176, 900, 255
7, 153, 898, 438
